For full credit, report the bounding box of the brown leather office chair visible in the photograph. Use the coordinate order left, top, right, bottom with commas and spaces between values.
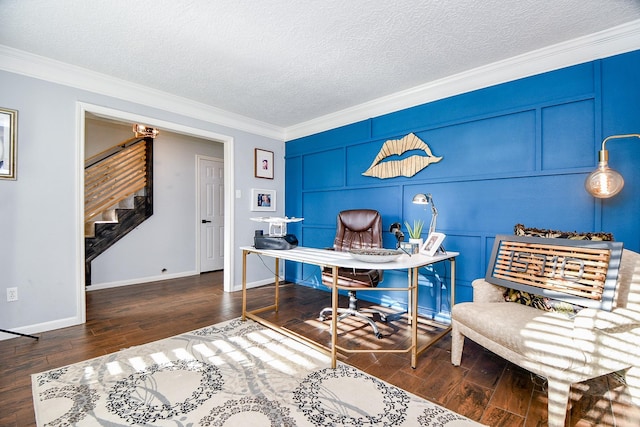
318, 209, 386, 338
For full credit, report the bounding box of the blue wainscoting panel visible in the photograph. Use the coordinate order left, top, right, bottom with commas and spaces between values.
419, 111, 537, 178
303, 148, 345, 190
301, 226, 334, 249
285, 155, 303, 219
302, 187, 402, 227
541, 99, 595, 170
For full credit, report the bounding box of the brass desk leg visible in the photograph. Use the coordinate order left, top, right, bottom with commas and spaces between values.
450, 257, 456, 311
274, 257, 280, 312
331, 265, 338, 369
407, 268, 412, 325
242, 249, 248, 321
415, 256, 457, 359
411, 266, 418, 368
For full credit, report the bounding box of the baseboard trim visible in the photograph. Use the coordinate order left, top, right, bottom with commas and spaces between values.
87, 270, 199, 291
0, 316, 80, 341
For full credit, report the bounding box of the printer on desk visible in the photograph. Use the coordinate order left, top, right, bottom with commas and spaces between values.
254, 230, 298, 250
251, 216, 303, 250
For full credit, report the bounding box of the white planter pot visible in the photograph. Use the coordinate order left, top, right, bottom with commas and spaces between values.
408, 238, 423, 254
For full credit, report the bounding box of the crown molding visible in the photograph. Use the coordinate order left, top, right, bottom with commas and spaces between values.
284, 19, 640, 141
0, 45, 285, 141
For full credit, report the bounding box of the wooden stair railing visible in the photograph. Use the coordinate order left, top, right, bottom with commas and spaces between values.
85, 137, 148, 221
84, 136, 154, 286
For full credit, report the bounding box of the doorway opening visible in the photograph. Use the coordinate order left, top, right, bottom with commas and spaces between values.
77, 102, 235, 323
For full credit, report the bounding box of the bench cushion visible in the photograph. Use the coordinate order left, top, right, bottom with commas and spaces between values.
452, 301, 582, 369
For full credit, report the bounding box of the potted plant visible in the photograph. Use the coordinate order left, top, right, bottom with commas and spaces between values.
405, 219, 424, 252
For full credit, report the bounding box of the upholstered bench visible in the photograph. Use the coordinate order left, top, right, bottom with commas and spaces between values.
451, 234, 640, 427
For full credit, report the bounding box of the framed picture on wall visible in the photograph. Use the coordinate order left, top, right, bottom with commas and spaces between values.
254, 148, 274, 179
0, 107, 18, 180
251, 188, 276, 212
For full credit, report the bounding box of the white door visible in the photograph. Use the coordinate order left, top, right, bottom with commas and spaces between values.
199, 157, 224, 272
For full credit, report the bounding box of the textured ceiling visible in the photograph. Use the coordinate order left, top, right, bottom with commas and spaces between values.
1, 0, 640, 129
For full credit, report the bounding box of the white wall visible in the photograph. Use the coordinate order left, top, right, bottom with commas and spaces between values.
85, 116, 134, 159
0, 70, 284, 338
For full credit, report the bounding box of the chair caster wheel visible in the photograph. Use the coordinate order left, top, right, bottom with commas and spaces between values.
376, 333, 383, 339
380, 315, 387, 322
318, 315, 326, 321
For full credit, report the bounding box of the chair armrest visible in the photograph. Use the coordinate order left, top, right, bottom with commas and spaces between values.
574, 307, 640, 334
572, 307, 640, 366
472, 278, 507, 303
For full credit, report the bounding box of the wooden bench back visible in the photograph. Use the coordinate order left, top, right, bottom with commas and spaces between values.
486, 235, 624, 310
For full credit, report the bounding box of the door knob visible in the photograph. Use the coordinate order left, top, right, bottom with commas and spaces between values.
201, 219, 212, 224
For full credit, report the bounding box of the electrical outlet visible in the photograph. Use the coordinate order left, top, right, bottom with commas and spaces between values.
7, 287, 18, 302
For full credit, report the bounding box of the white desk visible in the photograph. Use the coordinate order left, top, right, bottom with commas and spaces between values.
241, 245, 458, 368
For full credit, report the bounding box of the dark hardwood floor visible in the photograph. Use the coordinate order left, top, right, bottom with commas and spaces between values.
2, 272, 639, 426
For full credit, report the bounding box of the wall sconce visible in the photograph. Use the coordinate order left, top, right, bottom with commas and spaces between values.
133, 124, 160, 138
412, 193, 438, 235
584, 134, 640, 198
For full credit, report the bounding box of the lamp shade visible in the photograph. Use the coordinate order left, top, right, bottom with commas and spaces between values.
412, 193, 430, 204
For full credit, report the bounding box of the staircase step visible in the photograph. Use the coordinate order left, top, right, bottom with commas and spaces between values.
118, 197, 134, 209
85, 220, 118, 238
101, 209, 118, 221
86, 196, 151, 247
84, 193, 144, 237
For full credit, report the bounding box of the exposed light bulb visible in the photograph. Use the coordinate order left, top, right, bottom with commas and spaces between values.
133, 124, 159, 138
585, 161, 624, 198
584, 134, 639, 198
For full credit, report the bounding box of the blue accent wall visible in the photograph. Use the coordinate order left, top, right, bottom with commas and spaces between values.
285, 50, 640, 319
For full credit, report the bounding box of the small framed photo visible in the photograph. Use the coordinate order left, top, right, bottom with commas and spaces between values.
0, 107, 18, 180
255, 148, 274, 179
251, 188, 276, 212
421, 232, 446, 256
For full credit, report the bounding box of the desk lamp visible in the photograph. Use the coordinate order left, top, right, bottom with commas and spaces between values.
412, 193, 438, 235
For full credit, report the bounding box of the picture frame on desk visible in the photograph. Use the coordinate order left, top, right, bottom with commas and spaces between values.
422, 232, 446, 256
400, 241, 421, 254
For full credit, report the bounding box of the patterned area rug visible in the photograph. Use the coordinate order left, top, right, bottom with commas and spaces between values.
32, 318, 484, 426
